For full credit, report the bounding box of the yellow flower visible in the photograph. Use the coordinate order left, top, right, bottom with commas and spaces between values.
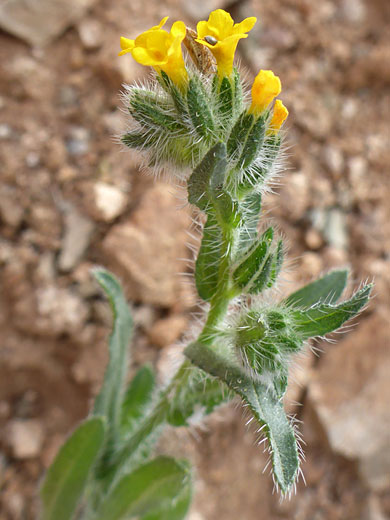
249, 70, 281, 116
119, 17, 188, 87
196, 9, 256, 78
268, 99, 289, 134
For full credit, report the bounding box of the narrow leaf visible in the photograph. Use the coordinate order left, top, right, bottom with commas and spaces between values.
292, 284, 372, 339
40, 417, 106, 520
284, 269, 348, 308
92, 269, 133, 434
94, 457, 190, 520
120, 365, 156, 436
185, 342, 299, 492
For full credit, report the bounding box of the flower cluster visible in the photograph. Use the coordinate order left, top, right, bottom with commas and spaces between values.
119, 9, 288, 140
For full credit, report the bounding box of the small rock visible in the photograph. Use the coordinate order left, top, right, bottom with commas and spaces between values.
0, 0, 98, 47
103, 183, 190, 306
6, 419, 44, 459
323, 207, 348, 250
34, 285, 89, 336
66, 126, 90, 157
148, 315, 188, 348
93, 182, 128, 222
78, 18, 103, 50
58, 203, 94, 272
300, 252, 323, 278
323, 145, 344, 176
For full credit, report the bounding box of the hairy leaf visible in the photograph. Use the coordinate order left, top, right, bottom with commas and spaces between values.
185, 342, 299, 492
92, 269, 133, 435
141, 482, 192, 520
292, 284, 372, 339
187, 78, 215, 139
284, 269, 348, 308
40, 417, 106, 520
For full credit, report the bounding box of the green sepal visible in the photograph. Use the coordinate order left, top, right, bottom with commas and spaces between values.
284, 269, 348, 309
94, 456, 191, 520
239, 134, 281, 193
187, 143, 227, 211
236, 192, 262, 250
167, 369, 231, 427
195, 210, 222, 301
292, 284, 372, 339
237, 113, 267, 170
120, 365, 156, 437
130, 93, 184, 133
217, 76, 234, 124
249, 253, 274, 294
121, 130, 159, 150
185, 342, 300, 493
187, 77, 215, 140
267, 240, 284, 288
40, 417, 106, 520
227, 111, 254, 159
158, 70, 188, 116
232, 227, 274, 291
232, 68, 244, 116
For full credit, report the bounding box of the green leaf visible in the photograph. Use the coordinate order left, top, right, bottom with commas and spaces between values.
167, 368, 231, 427
232, 227, 273, 291
141, 482, 192, 520
284, 269, 348, 308
195, 210, 222, 301
188, 143, 227, 211
120, 365, 156, 436
40, 417, 106, 520
92, 269, 133, 435
94, 457, 190, 520
292, 284, 372, 339
185, 342, 299, 493
187, 78, 215, 139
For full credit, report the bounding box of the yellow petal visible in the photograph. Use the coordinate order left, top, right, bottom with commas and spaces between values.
170, 20, 186, 39
208, 9, 234, 33
153, 16, 169, 30
269, 99, 289, 134
249, 70, 282, 115
233, 16, 257, 35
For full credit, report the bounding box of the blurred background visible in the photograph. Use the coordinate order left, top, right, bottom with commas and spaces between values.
0, 0, 389, 518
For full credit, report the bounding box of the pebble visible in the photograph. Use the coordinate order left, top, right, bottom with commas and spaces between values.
6, 419, 44, 459
66, 126, 90, 157
58, 203, 94, 272
93, 182, 128, 222
78, 19, 103, 50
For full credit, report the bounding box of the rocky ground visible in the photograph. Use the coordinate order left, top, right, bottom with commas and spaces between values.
0, 0, 389, 518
